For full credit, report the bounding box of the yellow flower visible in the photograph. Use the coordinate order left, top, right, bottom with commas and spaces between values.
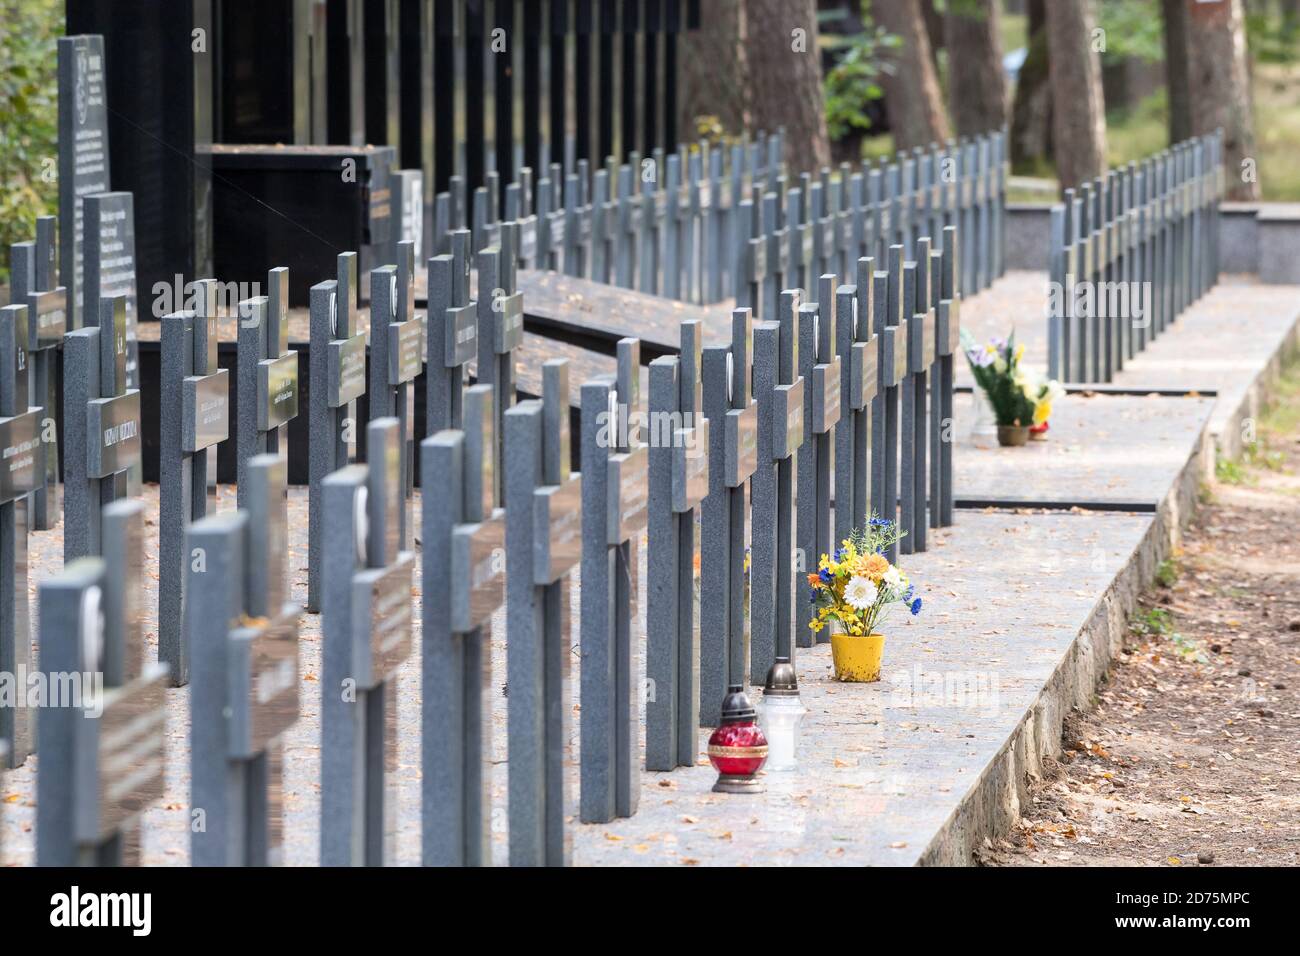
808, 618, 825, 633
1033, 399, 1051, 425
1014, 342, 1026, 364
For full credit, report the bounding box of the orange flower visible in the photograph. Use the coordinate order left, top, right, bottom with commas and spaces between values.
806, 573, 822, 588
858, 553, 889, 582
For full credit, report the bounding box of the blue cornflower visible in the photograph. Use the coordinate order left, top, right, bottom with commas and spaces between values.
910, 597, 923, 616
818, 567, 834, 584
903, 584, 915, 603
808, 588, 819, 604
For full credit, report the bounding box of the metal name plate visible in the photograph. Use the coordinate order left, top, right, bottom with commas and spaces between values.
850, 340, 878, 410
0, 408, 44, 504
938, 299, 961, 357
182, 369, 229, 454
258, 352, 299, 431
494, 291, 524, 355
671, 416, 709, 513
607, 442, 650, 544
87, 389, 142, 478
27, 288, 68, 349
443, 303, 476, 368
820, 217, 836, 250
329, 332, 367, 408
73, 663, 168, 843
533, 473, 582, 585
451, 513, 505, 633
724, 400, 759, 488
352, 551, 415, 688
799, 227, 814, 264
878, 205, 892, 237
388, 318, 423, 385
811, 359, 842, 434
227, 607, 301, 759
772, 377, 805, 461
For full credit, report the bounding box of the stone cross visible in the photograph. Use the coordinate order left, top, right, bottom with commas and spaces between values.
320, 418, 415, 866
751, 292, 805, 680
11, 220, 65, 531
899, 242, 935, 556
476, 224, 523, 505
0, 304, 43, 769
504, 362, 580, 861
189, 455, 301, 866
614, 164, 637, 288
638, 154, 656, 290
874, 248, 908, 563
796, 282, 840, 648
590, 168, 612, 283
308, 254, 367, 613
701, 311, 758, 714
159, 282, 229, 686
38, 499, 166, 865
422, 385, 502, 867
64, 294, 140, 561
835, 260, 879, 543
735, 197, 767, 318
366, 241, 421, 550
934, 225, 962, 528
663, 154, 683, 300
580, 341, 645, 824
236, 269, 299, 515
647, 322, 708, 770
426, 232, 476, 435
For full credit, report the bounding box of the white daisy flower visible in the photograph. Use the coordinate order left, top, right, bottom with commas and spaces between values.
844, 575, 878, 611
882, 566, 903, 591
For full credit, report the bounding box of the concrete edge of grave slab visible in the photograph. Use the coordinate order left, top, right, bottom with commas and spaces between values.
914, 507, 1172, 866
914, 435, 1208, 866
1201, 309, 1300, 465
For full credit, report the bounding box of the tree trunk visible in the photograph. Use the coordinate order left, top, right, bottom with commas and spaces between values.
1187, 0, 1259, 200
677, 0, 750, 143
874, 0, 951, 149
919, 0, 944, 70
1162, 0, 1192, 144
1010, 18, 1052, 171
1044, 0, 1108, 190
945, 0, 1008, 137
744, 0, 831, 173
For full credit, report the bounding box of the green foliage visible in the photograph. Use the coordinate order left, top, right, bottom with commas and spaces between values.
823, 27, 900, 142
1097, 0, 1164, 65
1215, 455, 1247, 485
1246, 7, 1300, 65
0, 0, 61, 286
960, 329, 1038, 427
1154, 558, 1179, 589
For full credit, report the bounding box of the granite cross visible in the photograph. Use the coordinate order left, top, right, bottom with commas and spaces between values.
159, 282, 229, 686
320, 418, 415, 866
64, 293, 140, 561
422, 385, 502, 866
38, 500, 166, 865
189, 454, 301, 866
0, 304, 43, 769
647, 321, 709, 770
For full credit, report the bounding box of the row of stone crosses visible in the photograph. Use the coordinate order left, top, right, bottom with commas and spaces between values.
433, 125, 1009, 309
0, 119, 992, 865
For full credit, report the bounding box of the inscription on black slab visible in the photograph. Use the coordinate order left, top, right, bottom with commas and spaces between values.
58, 35, 111, 329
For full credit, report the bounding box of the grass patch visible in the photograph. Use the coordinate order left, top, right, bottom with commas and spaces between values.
1216, 455, 1248, 485
1154, 558, 1180, 589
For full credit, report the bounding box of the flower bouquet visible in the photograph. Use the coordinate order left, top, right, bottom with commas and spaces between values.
962, 330, 1061, 446
807, 518, 921, 682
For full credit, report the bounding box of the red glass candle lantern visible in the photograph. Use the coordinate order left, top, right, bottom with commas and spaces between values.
707, 684, 769, 794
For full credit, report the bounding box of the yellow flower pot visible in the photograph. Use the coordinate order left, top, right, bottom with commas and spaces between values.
830, 632, 885, 682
